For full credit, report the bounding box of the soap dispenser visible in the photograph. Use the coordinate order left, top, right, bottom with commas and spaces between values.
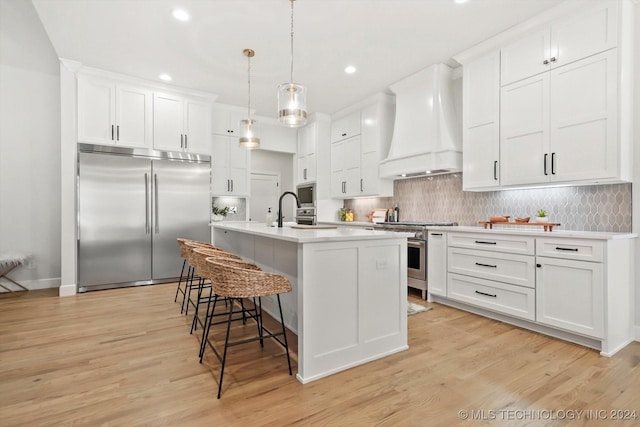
265, 207, 274, 227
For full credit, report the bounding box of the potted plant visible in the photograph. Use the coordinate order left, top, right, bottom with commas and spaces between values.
536, 209, 548, 223
212, 205, 230, 221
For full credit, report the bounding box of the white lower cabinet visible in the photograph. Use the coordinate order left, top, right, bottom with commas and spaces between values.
535, 256, 604, 338
427, 231, 447, 297
433, 231, 633, 356
448, 273, 535, 321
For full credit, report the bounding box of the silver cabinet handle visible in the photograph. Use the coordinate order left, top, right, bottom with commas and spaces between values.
360, 178, 363, 192
184, 134, 188, 149
544, 153, 548, 175
341, 132, 347, 137
543, 59, 549, 65
116, 125, 120, 141
154, 174, 159, 233
550, 57, 557, 62
227, 179, 230, 192
180, 134, 184, 149
303, 168, 307, 180
230, 179, 234, 193
493, 160, 498, 180
145, 173, 149, 234
430, 233, 443, 236
551, 152, 556, 175
111, 125, 115, 140
475, 240, 496, 245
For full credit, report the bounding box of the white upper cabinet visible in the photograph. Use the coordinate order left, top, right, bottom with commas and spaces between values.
501, 1, 617, 86
500, 73, 550, 186
153, 93, 211, 154
211, 105, 244, 137
331, 112, 361, 143
462, 51, 501, 190
297, 121, 317, 183
457, 0, 632, 190
501, 49, 618, 185
329, 93, 394, 199
210, 105, 250, 196
211, 133, 249, 196
78, 75, 152, 148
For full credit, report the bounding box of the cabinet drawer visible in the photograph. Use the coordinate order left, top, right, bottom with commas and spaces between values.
448, 232, 535, 255
447, 273, 535, 321
448, 247, 535, 288
536, 238, 603, 262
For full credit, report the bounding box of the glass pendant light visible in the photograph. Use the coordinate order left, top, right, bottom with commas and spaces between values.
239, 48, 260, 149
277, 0, 307, 127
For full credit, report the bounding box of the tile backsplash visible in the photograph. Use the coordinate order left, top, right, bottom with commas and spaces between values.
344, 174, 632, 232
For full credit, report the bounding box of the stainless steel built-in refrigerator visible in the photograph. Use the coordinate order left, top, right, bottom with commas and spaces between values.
77, 144, 211, 292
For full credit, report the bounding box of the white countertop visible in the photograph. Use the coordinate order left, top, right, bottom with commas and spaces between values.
426, 225, 637, 240
211, 221, 411, 243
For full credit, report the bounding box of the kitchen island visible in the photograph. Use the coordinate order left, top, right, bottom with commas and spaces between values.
211, 222, 408, 384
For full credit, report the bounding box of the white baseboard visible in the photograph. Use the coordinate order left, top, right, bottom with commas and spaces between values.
634, 325, 640, 342
0, 277, 60, 291
58, 283, 77, 296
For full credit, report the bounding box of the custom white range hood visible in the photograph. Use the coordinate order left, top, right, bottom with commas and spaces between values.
380, 63, 461, 178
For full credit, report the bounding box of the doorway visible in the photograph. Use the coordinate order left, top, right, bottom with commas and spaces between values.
249, 172, 280, 222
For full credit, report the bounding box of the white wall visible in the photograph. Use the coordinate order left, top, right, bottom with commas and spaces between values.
0, 0, 61, 290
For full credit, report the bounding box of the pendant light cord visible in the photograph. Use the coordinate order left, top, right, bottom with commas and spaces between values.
289, 0, 295, 84
247, 52, 252, 120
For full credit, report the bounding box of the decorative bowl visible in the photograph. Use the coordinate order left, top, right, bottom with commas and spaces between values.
489, 215, 510, 222
515, 217, 530, 223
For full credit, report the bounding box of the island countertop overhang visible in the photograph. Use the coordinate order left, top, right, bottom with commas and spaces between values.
211, 221, 412, 243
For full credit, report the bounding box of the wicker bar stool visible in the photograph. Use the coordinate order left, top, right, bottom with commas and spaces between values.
178, 240, 225, 315
189, 247, 246, 335
200, 257, 292, 399
175, 238, 214, 309
194, 253, 263, 361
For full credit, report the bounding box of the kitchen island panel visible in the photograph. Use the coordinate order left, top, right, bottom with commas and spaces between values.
211, 222, 408, 384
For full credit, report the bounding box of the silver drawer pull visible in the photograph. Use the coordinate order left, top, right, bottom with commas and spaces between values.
475, 262, 497, 268
431, 233, 443, 236
475, 290, 497, 298
475, 240, 497, 245
555, 247, 578, 252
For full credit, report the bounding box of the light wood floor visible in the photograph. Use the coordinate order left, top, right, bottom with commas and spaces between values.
1, 284, 639, 426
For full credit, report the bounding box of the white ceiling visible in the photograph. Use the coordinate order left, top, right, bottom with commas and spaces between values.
32, 0, 564, 118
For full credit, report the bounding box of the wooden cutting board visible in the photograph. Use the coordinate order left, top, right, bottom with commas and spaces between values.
289, 224, 338, 229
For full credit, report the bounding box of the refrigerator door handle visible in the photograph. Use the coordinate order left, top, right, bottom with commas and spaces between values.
144, 173, 150, 234
154, 174, 159, 233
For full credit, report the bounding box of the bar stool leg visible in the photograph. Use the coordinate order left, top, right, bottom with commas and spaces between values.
200, 294, 219, 362
257, 296, 264, 347
217, 297, 236, 399
190, 277, 205, 334
277, 294, 292, 375
181, 266, 194, 314
174, 259, 187, 302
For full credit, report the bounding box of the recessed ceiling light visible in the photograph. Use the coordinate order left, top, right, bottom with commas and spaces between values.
454, 0, 469, 3
172, 9, 190, 21
344, 65, 357, 74
159, 73, 172, 81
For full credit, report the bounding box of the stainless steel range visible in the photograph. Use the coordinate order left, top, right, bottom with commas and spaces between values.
374, 221, 457, 299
